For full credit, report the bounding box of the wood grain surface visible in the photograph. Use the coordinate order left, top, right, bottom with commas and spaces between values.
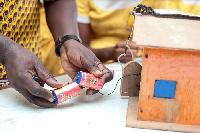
120, 61, 142, 96
138, 47, 200, 125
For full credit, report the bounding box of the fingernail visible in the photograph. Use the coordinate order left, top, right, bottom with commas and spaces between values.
49, 98, 54, 102
96, 70, 103, 74
58, 82, 63, 86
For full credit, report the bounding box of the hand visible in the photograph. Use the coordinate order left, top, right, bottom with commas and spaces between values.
60, 40, 113, 95
114, 41, 143, 63
4, 41, 63, 107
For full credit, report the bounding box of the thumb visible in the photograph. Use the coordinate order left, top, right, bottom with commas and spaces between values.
36, 64, 63, 88
91, 69, 103, 78
86, 63, 103, 78
81, 58, 103, 77
86, 89, 99, 95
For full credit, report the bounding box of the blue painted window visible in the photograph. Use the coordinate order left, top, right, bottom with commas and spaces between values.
154, 80, 176, 99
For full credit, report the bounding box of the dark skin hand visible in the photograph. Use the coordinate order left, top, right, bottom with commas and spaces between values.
0, 34, 63, 107
44, 1, 113, 95
78, 23, 143, 63
60, 40, 113, 95
114, 41, 143, 63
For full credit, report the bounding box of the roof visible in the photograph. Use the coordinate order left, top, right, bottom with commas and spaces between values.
133, 9, 200, 51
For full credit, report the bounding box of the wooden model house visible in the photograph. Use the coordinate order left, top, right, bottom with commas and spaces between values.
124, 5, 200, 132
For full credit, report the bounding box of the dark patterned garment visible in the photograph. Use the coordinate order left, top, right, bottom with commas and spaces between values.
0, 0, 45, 87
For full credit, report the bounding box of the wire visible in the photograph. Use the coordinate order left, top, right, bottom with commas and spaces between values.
99, 10, 140, 95
98, 73, 139, 95
118, 11, 135, 67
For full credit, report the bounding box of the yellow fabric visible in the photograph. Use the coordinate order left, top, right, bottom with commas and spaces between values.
0, 0, 41, 86
40, 6, 64, 75
76, 0, 200, 58
0, 0, 61, 87
77, 0, 136, 49
177, 0, 200, 15
143, 0, 200, 15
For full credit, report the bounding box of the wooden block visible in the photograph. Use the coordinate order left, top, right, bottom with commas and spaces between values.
120, 61, 142, 96
138, 47, 200, 125
126, 97, 200, 133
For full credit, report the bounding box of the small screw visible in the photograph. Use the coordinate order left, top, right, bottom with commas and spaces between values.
145, 54, 148, 58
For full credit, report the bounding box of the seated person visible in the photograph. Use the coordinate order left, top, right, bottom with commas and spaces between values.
0, 0, 113, 107
76, 0, 143, 63
38, 0, 200, 75
76, 0, 200, 63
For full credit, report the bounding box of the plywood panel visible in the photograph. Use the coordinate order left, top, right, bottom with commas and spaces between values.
138, 47, 200, 125
120, 61, 142, 96
133, 15, 200, 51
127, 97, 200, 132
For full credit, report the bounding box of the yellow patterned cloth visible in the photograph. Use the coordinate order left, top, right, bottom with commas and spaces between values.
0, 0, 45, 87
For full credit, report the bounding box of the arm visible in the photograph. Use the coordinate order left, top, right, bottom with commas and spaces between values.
44, 0, 113, 94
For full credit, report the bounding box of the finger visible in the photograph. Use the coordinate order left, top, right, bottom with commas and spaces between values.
118, 56, 133, 63
117, 41, 142, 49
86, 89, 99, 95
35, 63, 63, 88
125, 50, 138, 57
116, 42, 126, 48
117, 42, 136, 49
98, 63, 113, 83
19, 73, 56, 102
115, 48, 138, 57
101, 70, 113, 83
131, 42, 143, 50
80, 56, 103, 77
60, 54, 85, 79
19, 87, 57, 108
128, 41, 141, 49
128, 41, 143, 50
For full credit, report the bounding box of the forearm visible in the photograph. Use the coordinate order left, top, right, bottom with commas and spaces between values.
44, 0, 79, 41
0, 33, 14, 65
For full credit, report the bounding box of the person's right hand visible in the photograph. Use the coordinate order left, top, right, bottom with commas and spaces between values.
2, 39, 62, 107
59, 40, 113, 95
114, 41, 143, 63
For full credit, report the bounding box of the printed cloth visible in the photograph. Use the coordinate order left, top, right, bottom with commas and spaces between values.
0, 0, 53, 87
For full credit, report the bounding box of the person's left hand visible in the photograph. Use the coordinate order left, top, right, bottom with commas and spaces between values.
60, 40, 113, 95
3, 40, 63, 107
115, 41, 143, 63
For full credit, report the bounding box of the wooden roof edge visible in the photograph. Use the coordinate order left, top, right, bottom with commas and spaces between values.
137, 44, 200, 51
